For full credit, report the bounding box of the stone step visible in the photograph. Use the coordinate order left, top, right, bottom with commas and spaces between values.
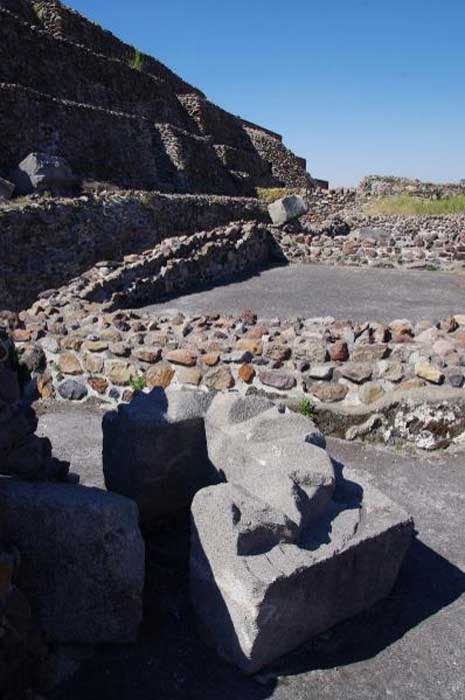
0, 83, 256, 195
0, 0, 203, 97
0, 1, 313, 193
0, 9, 196, 131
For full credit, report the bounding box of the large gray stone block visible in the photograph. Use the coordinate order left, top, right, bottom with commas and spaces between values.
0, 479, 144, 643
268, 194, 308, 226
103, 388, 217, 524
12, 153, 79, 195
205, 393, 326, 483
190, 468, 413, 674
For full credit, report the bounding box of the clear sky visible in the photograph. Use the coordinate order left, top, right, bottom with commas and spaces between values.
69, 0, 465, 187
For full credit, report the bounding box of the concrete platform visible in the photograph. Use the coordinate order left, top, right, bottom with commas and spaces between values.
140, 264, 465, 323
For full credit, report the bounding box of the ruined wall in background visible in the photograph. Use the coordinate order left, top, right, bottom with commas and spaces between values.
359, 176, 465, 199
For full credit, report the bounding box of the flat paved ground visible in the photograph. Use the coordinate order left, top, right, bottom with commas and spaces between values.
140, 264, 465, 322
38, 403, 465, 700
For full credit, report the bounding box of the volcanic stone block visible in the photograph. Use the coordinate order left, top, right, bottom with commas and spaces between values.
13, 152, 79, 195
190, 469, 413, 674
0, 479, 144, 643
268, 194, 308, 226
103, 388, 216, 524
205, 393, 326, 483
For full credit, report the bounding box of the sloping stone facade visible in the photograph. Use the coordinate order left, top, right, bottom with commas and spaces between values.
0, 1, 313, 195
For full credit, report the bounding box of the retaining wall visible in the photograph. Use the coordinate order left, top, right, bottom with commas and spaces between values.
0, 192, 267, 310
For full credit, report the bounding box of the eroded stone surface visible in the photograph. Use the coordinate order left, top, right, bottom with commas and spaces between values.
191, 464, 413, 674
191, 393, 413, 672
0, 479, 144, 643
103, 388, 216, 524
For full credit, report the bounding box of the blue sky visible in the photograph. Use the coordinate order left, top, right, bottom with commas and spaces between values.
70, 0, 465, 186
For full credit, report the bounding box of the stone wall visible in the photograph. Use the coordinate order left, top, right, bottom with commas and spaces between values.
0, 83, 164, 191
269, 187, 465, 270
359, 176, 465, 199
52, 221, 273, 310
0, 191, 267, 311
273, 214, 465, 270
12, 294, 465, 449
0, 83, 246, 196
0, 324, 69, 479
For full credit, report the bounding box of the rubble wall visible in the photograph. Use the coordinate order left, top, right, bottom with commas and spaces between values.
0, 191, 266, 311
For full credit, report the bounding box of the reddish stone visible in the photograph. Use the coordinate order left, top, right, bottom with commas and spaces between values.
37, 373, 54, 399
239, 309, 257, 325
245, 324, 268, 339
202, 352, 220, 367
239, 364, 256, 383
236, 339, 263, 355
88, 377, 109, 395
12, 328, 31, 343
165, 349, 197, 366
204, 366, 235, 390
145, 363, 175, 389
328, 340, 349, 362
453, 331, 465, 348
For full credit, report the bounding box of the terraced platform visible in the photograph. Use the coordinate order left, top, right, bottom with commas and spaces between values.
0, 0, 313, 195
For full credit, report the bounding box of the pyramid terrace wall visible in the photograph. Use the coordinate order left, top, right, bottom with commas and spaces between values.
0, 0, 203, 96
0, 0, 313, 193
0, 9, 195, 129
245, 126, 314, 189
0, 84, 250, 195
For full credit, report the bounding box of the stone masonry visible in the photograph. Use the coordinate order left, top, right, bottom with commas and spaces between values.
0, 1, 313, 195
0, 191, 267, 311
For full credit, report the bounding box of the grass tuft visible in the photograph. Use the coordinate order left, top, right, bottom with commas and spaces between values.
256, 187, 296, 204
129, 49, 145, 72
367, 194, 465, 217
130, 375, 146, 392
298, 398, 315, 419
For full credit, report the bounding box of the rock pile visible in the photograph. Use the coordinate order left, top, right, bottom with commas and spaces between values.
10, 299, 465, 449
359, 175, 465, 200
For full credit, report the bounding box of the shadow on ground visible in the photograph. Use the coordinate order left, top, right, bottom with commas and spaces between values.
51, 510, 465, 700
